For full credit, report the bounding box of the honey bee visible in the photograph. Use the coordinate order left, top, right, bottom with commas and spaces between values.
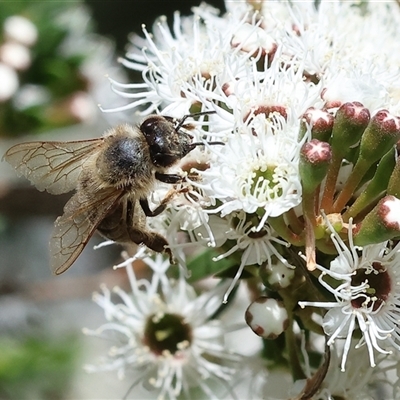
4, 111, 221, 275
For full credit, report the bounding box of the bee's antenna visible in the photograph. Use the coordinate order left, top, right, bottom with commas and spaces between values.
175, 110, 217, 131
190, 140, 224, 149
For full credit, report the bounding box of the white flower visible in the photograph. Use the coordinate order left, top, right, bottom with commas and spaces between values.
281, 1, 400, 113
371, 352, 400, 399
192, 211, 293, 303
0, 62, 18, 101
0, 42, 31, 71
193, 113, 304, 229
84, 254, 242, 400
90, 0, 400, 396
3, 15, 38, 47
314, 343, 379, 400
103, 5, 255, 116
322, 71, 388, 113
299, 219, 400, 371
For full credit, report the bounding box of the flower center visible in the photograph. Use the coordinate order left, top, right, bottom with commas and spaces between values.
350, 262, 392, 311
143, 312, 193, 356
247, 165, 282, 200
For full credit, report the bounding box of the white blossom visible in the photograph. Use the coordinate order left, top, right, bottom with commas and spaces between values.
91, 0, 400, 396
192, 113, 304, 229
84, 254, 243, 399
0, 62, 18, 101
299, 220, 400, 371
191, 211, 293, 303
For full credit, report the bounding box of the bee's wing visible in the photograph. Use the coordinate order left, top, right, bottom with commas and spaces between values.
3, 138, 104, 194
50, 188, 124, 275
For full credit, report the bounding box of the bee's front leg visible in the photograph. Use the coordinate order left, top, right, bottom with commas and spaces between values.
155, 171, 184, 184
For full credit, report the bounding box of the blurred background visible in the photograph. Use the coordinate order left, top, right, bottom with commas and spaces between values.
0, 1, 226, 399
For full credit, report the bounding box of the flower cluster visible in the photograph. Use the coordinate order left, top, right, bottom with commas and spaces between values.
0, 2, 117, 137
0, 15, 37, 102
87, 1, 400, 398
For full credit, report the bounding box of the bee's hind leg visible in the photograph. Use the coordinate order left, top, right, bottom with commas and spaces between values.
127, 226, 175, 264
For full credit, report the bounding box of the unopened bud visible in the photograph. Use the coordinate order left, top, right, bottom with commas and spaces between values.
331, 102, 370, 157
353, 195, 400, 246
387, 157, 400, 199
332, 111, 400, 213
300, 139, 332, 193
0, 42, 31, 70
345, 148, 396, 219
0, 62, 18, 102
359, 110, 400, 164
245, 297, 288, 339
4, 16, 38, 47
300, 107, 334, 142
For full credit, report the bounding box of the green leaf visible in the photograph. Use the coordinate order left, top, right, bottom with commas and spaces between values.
186, 249, 237, 283
0, 335, 78, 400
261, 335, 288, 368
214, 264, 255, 279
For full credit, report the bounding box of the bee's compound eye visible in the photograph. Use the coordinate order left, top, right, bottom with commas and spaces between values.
140, 116, 164, 145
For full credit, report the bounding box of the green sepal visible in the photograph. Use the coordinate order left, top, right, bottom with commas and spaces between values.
345, 148, 396, 219
299, 140, 331, 194
387, 158, 400, 199
299, 155, 330, 194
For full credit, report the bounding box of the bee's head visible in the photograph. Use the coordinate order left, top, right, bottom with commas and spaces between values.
140, 115, 195, 168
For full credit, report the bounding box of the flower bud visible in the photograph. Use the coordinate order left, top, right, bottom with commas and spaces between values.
333, 111, 400, 213
300, 107, 334, 142
331, 102, 370, 157
345, 148, 396, 219
3, 16, 38, 47
358, 110, 400, 164
0, 42, 31, 70
387, 157, 400, 199
353, 195, 400, 246
245, 297, 288, 339
299, 139, 332, 194
0, 62, 18, 102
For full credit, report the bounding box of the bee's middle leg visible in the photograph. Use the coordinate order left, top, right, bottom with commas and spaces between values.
139, 189, 178, 217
